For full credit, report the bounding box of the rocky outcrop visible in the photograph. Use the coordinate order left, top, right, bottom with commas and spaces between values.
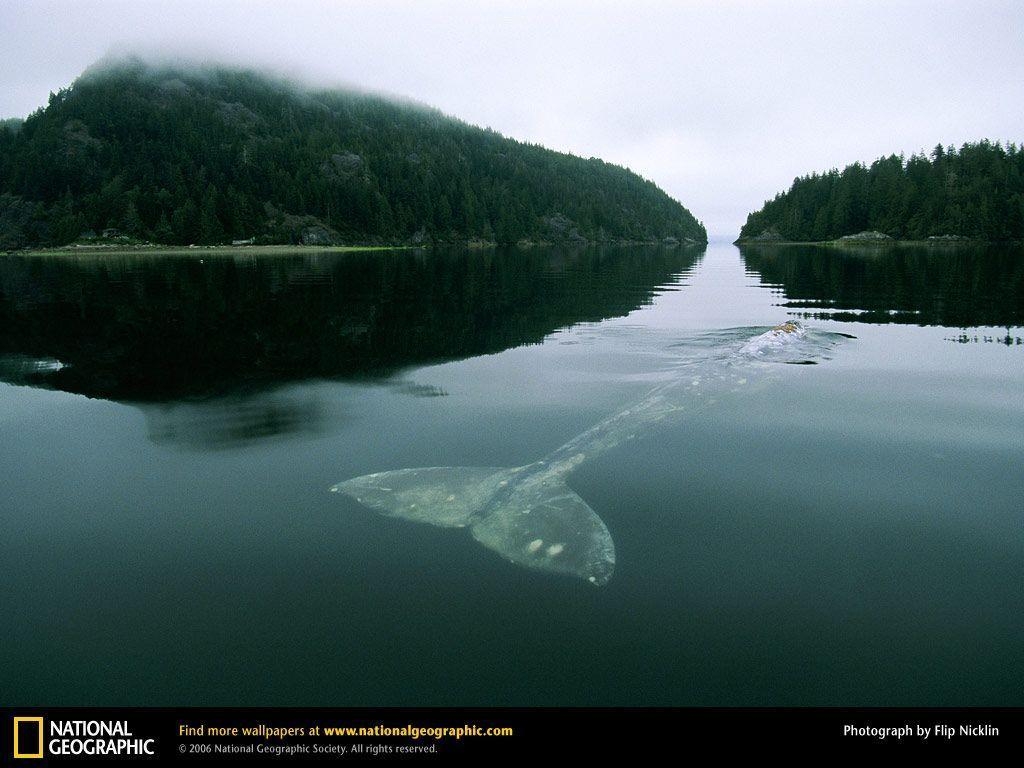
735, 227, 784, 243
836, 230, 893, 242
542, 213, 587, 244
320, 151, 366, 182
927, 234, 972, 242
300, 224, 339, 246
263, 203, 342, 245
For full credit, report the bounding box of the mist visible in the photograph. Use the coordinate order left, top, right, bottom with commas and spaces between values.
1, 0, 1021, 237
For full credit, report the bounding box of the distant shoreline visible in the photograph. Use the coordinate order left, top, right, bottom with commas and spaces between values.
1, 244, 412, 258
732, 238, 1010, 247
2, 239, 707, 258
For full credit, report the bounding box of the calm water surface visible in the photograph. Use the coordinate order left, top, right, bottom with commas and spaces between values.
1, 242, 1022, 705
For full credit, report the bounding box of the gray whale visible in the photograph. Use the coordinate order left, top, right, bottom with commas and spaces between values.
331, 322, 849, 586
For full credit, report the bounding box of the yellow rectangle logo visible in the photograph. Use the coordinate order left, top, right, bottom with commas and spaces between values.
13, 716, 44, 759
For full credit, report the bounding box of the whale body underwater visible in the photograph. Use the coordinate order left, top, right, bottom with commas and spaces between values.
331, 322, 851, 586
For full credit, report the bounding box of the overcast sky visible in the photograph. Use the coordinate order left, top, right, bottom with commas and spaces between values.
1, 0, 1021, 237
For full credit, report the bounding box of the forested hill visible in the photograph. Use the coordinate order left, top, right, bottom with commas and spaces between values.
737, 142, 1024, 243
0, 58, 706, 249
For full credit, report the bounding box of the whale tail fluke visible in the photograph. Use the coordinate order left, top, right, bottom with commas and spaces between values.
331, 466, 516, 528
331, 465, 616, 586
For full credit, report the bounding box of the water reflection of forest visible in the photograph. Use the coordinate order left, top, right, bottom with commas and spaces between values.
0, 245, 702, 401
740, 243, 1024, 330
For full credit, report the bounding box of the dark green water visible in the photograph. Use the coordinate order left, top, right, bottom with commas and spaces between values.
1, 243, 1022, 705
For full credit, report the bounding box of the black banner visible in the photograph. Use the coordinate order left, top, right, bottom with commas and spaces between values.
2, 708, 1021, 762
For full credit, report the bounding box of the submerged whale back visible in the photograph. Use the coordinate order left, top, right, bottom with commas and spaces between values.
737, 321, 852, 364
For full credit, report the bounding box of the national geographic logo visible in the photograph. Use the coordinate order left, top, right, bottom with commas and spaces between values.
12, 717, 156, 759
13, 717, 43, 759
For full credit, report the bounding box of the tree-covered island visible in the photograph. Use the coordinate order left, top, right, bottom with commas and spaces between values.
737, 141, 1024, 245
0, 57, 706, 251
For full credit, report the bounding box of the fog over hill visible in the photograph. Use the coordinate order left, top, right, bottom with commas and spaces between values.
0, 57, 706, 249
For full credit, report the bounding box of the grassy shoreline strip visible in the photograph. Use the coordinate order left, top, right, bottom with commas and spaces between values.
2, 244, 414, 258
